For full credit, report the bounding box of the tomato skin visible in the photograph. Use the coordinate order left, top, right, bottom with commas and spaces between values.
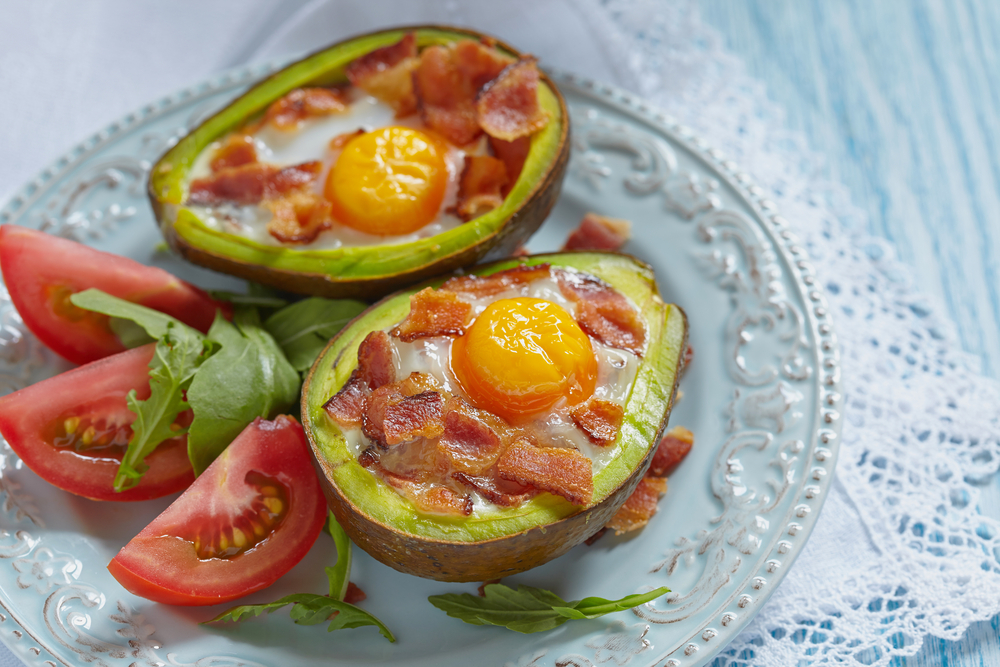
108, 416, 327, 606
0, 344, 195, 501
0, 225, 224, 365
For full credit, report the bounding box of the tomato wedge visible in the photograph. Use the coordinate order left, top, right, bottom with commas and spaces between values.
0, 344, 195, 501
0, 225, 224, 365
107, 416, 327, 606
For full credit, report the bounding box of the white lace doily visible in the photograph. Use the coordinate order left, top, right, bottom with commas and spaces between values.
565, 1, 1000, 664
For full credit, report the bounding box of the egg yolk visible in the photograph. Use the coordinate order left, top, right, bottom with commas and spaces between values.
451, 298, 598, 422
325, 126, 448, 236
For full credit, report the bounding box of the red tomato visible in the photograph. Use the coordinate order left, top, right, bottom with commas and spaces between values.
0, 225, 224, 365
107, 416, 327, 606
0, 344, 195, 501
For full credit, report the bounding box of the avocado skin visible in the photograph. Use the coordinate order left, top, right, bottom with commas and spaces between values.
149, 26, 570, 300
302, 252, 689, 582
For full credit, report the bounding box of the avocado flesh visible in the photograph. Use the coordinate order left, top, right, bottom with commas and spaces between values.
149, 27, 569, 297
302, 253, 688, 580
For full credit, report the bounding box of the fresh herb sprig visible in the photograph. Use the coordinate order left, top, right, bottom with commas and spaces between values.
207, 515, 395, 641
428, 584, 671, 634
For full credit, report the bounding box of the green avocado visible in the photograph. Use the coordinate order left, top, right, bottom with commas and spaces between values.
301, 252, 689, 582
149, 27, 570, 299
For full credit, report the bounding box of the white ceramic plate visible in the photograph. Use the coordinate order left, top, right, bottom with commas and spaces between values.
0, 65, 841, 667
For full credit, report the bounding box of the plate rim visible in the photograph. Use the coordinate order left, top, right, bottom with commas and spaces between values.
0, 63, 843, 667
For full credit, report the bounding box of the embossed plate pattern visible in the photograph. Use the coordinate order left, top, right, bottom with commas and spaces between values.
0, 65, 840, 667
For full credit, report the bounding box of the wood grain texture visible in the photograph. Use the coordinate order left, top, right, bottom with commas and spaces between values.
698, 1, 1000, 665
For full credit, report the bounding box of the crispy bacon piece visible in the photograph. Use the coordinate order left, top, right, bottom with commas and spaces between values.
649, 426, 694, 477
344, 582, 366, 604
323, 370, 367, 427
454, 39, 515, 92
438, 397, 504, 475
392, 288, 472, 342
328, 128, 365, 150
356, 330, 395, 390
441, 263, 552, 298
454, 155, 508, 221
477, 58, 550, 142
556, 269, 646, 356
363, 386, 445, 448
605, 476, 667, 534
453, 471, 536, 507
413, 44, 482, 146
188, 160, 322, 207
266, 191, 332, 244
563, 213, 632, 252
346, 33, 420, 117
265, 87, 347, 130
571, 398, 625, 447
358, 446, 380, 468
379, 466, 473, 516
496, 442, 593, 506
489, 136, 530, 195
210, 135, 257, 172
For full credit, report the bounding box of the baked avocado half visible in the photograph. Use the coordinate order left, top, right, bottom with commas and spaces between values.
301, 252, 688, 582
149, 26, 570, 299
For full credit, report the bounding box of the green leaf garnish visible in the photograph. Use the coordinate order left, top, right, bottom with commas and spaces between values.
428, 584, 670, 634
208, 290, 290, 309
70, 288, 200, 344
205, 513, 393, 641
185, 307, 299, 475
325, 514, 352, 601
113, 321, 213, 492
264, 298, 367, 372
208, 594, 394, 641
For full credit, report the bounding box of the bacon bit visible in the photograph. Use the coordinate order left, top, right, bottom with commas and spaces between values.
454, 39, 515, 93
477, 579, 501, 596
496, 442, 593, 506
210, 135, 257, 172
441, 263, 552, 298
323, 370, 367, 427
188, 160, 323, 207
363, 386, 445, 448
585, 527, 608, 546
438, 397, 504, 475
397, 371, 444, 396
454, 155, 508, 221
344, 582, 367, 604
189, 163, 279, 206
265, 87, 347, 130
358, 446, 380, 468
266, 191, 332, 244
356, 331, 395, 390
453, 471, 536, 507
570, 399, 625, 447
649, 426, 694, 477
391, 288, 472, 342
605, 476, 667, 535
489, 136, 530, 195
413, 44, 482, 146
328, 128, 365, 150
346, 33, 420, 117
477, 58, 550, 142
563, 213, 633, 252
556, 269, 646, 356
382, 391, 445, 446
379, 466, 473, 516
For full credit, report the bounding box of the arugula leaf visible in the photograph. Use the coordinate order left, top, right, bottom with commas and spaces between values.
206, 514, 394, 641
208, 291, 290, 309
70, 288, 201, 344
185, 307, 300, 475
114, 322, 213, 492
208, 594, 395, 641
427, 584, 671, 634
264, 298, 367, 372
325, 514, 352, 601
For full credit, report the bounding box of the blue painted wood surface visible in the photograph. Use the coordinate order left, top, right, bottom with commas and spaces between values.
698, 1, 1000, 665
